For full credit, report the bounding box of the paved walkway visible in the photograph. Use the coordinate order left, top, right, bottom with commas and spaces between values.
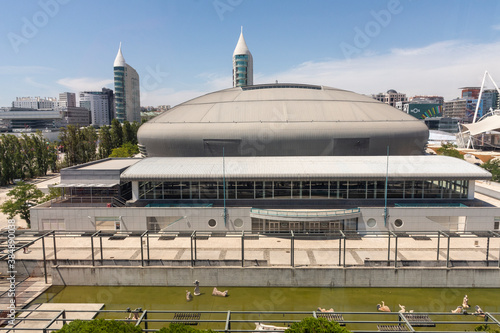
11, 302, 104, 332
7, 232, 500, 267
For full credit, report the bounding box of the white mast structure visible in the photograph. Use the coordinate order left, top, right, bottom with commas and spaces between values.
466, 71, 500, 148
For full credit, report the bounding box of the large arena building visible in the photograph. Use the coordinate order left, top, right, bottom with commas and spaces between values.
137, 83, 429, 157
30, 32, 499, 234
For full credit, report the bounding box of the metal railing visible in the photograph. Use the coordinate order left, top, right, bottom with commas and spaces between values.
2, 230, 500, 275
1, 309, 499, 332
250, 207, 361, 217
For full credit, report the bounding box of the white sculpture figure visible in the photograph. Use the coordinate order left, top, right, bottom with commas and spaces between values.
462, 295, 470, 308
212, 287, 228, 297
377, 301, 391, 312
317, 307, 334, 312
186, 290, 193, 301
475, 305, 485, 317
254, 322, 288, 331
451, 306, 463, 313
193, 280, 201, 296
398, 304, 406, 313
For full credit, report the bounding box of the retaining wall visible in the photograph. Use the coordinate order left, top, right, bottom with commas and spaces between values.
51, 265, 500, 288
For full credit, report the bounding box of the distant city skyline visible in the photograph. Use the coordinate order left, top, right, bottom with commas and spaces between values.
1, 0, 500, 107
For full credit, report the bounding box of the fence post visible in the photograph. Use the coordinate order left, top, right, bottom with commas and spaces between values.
241, 231, 245, 267
387, 231, 391, 262
100, 235, 103, 263
42, 235, 47, 284
343, 234, 347, 268
446, 233, 451, 268
147, 231, 150, 264
437, 231, 440, 261
486, 236, 490, 262
91, 233, 95, 267
291, 231, 294, 268
394, 232, 398, 268
140, 233, 144, 267
52, 231, 57, 261
338, 235, 342, 266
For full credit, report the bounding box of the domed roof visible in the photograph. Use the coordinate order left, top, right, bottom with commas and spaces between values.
148, 84, 418, 123
138, 83, 429, 157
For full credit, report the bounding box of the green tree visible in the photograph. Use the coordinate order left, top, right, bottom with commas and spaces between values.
56, 318, 142, 333
111, 118, 124, 148
285, 317, 351, 333
435, 143, 464, 160
109, 142, 139, 158
131, 121, 141, 145
158, 323, 215, 332
0, 181, 45, 228
98, 125, 113, 159
44, 184, 62, 202
475, 324, 500, 332
481, 159, 500, 182
122, 120, 135, 144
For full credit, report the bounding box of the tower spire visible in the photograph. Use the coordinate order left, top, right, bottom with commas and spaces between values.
114, 42, 126, 67
232, 28, 253, 87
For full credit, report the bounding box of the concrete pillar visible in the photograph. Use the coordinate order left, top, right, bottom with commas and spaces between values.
132, 181, 139, 201
468, 181, 475, 200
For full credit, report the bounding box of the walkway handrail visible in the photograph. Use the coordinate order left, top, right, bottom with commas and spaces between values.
250, 207, 360, 217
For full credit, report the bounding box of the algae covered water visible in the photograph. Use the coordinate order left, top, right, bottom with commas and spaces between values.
33, 286, 500, 331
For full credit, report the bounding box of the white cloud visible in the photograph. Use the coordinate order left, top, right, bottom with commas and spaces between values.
0, 66, 54, 75
57, 77, 113, 92
492, 24, 500, 31
257, 39, 500, 100
141, 74, 232, 107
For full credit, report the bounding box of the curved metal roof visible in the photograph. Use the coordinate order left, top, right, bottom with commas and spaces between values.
120, 156, 490, 181
147, 84, 422, 124
138, 84, 429, 157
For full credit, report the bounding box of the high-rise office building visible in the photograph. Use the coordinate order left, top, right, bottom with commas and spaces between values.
232, 28, 253, 87
59, 92, 76, 107
12, 97, 57, 109
113, 43, 140, 123
79, 88, 114, 126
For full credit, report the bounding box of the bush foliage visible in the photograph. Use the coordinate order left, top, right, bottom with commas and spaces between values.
285, 317, 351, 333
55, 318, 142, 333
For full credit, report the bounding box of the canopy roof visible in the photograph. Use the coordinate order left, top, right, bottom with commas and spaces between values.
120, 156, 491, 181
462, 115, 500, 136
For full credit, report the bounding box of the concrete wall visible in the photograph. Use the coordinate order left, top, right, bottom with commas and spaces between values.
31, 205, 500, 232
358, 207, 500, 232
51, 265, 500, 288
31, 206, 252, 232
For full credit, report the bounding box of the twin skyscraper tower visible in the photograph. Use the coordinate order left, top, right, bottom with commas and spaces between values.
232, 27, 253, 87
113, 28, 253, 123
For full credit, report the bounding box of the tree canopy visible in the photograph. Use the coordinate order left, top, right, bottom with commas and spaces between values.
435, 143, 464, 160
55, 318, 142, 333
285, 317, 351, 333
480, 159, 500, 182
0, 181, 45, 228
0, 132, 57, 185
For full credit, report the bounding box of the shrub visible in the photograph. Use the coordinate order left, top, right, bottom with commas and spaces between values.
56, 318, 142, 332
158, 323, 215, 332
285, 317, 351, 333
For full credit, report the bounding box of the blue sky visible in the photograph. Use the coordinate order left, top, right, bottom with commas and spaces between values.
1, 0, 500, 107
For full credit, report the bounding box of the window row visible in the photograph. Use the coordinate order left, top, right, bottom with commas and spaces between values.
138, 180, 469, 200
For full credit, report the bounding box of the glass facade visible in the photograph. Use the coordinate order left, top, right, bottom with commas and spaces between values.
114, 66, 125, 122
251, 217, 358, 233
138, 179, 469, 200
234, 54, 249, 87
